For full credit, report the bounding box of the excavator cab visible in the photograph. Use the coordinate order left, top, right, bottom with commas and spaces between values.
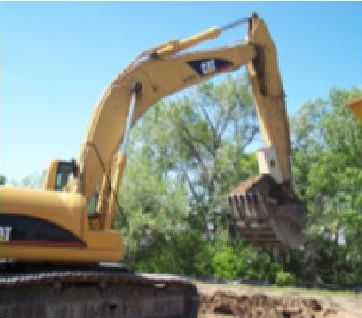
228, 147, 305, 249
44, 159, 79, 191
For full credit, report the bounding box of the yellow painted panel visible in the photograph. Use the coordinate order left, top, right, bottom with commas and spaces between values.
348, 97, 362, 124
0, 230, 122, 262
0, 187, 86, 238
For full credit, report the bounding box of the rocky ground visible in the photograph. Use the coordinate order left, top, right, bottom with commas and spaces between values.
197, 283, 362, 318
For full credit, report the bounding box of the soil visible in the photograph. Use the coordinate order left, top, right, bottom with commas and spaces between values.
197, 283, 362, 318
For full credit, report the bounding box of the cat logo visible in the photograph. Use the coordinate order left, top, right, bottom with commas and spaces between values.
0, 226, 12, 242
201, 59, 216, 75
187, 58, 234, 77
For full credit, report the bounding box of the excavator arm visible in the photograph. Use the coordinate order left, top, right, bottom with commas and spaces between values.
228, 15, 305, 249
78, 43, 255, 201
75, 13, 305, 248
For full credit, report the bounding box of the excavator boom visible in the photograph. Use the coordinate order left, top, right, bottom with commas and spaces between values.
79, 42, 256, 201
75, 13, 305, 249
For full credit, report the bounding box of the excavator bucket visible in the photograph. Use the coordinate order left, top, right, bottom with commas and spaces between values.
228, 173, 305, 249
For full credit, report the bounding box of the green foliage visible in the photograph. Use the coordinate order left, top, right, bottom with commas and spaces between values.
275, 271, 296, 286
117, 73, 261, 268
9, 171, 45, 189
0, 175, 6, 186
133, 230, 207, 275
115, 143, 189, 258
195, 238, 283, 282
290, 86, 362, 283
212, 246, 241, 280
130, 232, 284, 283
115, 71, 362, 285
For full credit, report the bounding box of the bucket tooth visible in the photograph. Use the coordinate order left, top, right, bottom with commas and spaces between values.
238, 195, 245, 218
249, 193, 257, 218
228, 174, 306, 249
228, 196, 235, 215
244, 194, 251, 217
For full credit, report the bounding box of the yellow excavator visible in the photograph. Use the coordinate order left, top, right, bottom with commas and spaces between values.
0, 13, 305, 318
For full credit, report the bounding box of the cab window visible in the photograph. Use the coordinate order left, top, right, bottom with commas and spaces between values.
55, 162, 74, 191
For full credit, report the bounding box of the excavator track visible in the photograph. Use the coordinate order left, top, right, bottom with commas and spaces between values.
0, 263, 198, 318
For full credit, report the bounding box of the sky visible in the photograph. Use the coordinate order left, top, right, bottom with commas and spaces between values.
1, 1, 362, 182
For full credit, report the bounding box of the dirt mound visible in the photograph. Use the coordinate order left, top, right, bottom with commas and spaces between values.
199, 290, 338, 318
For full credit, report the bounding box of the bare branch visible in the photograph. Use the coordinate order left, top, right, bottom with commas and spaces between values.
198, 101, 217, 139
180, 120, 215, 156
182, 133, 208, 176
241, 125, 259, 149
178, 164, 199, 202
218, 101, 241, 138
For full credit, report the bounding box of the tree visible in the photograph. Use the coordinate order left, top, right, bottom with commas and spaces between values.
117, 70, 362, 284
0, 175, 6, 186
117, 73, 262, 273
130, 74, 259, 237
9, 171, 45, 189
115, 141, 189, 265
289, 87, 362, 283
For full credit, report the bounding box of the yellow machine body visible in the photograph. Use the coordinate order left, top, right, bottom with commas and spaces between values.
0, 187, 122, 262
